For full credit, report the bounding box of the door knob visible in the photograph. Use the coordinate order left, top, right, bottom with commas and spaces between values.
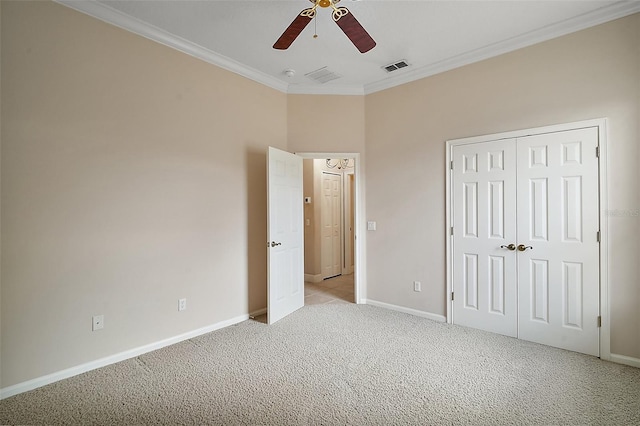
517, 244, 533, 251
271, 241, 282, 247
500, 244, 516, 251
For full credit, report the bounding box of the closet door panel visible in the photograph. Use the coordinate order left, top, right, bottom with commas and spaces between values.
516, 128, 600, 356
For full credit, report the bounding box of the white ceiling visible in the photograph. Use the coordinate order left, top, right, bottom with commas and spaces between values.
57, 0, 640, 95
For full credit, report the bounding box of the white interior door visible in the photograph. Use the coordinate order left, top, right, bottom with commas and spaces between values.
267, 147, 304, 325
321, 172, 342, 279
516, 128, 600, 356
452, 139, 518, 337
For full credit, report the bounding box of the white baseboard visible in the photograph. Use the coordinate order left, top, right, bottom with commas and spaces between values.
0, 313, 252, 400
610, 353, 640, 369
304, 273, 323, 283
363, 301, 640, 368
364, 299, 446, 323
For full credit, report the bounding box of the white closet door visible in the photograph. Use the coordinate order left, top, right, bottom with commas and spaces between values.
516, 128, 600, 356
321, 172, 342, 279
452, 139, 518, 337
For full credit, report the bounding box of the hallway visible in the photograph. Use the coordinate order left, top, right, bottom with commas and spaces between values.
304, 274, 354, 305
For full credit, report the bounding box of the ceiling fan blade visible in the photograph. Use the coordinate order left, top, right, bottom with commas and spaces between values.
333, 7, 376, 53
273, 9, 314, 50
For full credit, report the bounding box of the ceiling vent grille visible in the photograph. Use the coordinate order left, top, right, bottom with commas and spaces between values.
383, 60, 409, 73
305, 66, 342, 84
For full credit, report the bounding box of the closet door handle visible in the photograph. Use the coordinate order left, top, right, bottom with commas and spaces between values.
500, 244, 516, 251
517, 244, 533, 251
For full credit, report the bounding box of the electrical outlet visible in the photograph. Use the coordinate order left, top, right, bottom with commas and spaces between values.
92, 315, 104, 331
414, 281, 421, 292
178, 298, 187, 311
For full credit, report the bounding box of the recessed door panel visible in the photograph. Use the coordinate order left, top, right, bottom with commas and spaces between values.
464, 182, 478, 238
563, 261, 583, 329
464, 253, 478, 310
489, 181, 504, 239
529, 178, 548, 241
562, 176, 582, 242
464, 153, 478, 173
529, 145, 548, 168
489, 255, 505, 315
530, 259, 549, 323
562, 141, 582, 165
489, 150, 504, 171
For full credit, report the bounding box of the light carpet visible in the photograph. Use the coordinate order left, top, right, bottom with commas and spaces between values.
1, 304, 639, 425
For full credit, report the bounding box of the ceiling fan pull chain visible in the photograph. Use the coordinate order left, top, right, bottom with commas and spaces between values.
313, 13, 318, 39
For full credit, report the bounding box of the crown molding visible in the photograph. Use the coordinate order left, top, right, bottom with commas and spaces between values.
56, 0, 640, 97
364, 1, 640, 95
54, 0, 289, 93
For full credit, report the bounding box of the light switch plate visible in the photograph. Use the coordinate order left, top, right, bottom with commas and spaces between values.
367, 221, 377, 231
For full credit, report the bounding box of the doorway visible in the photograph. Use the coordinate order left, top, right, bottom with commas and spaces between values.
299, 156, 359, 305
266, 150, 363, 324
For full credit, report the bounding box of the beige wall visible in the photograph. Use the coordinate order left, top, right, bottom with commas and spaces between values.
287, 95, 365, 154
365, 13, 640, 358
1, 1, 287, 387
303, 159, 316, 275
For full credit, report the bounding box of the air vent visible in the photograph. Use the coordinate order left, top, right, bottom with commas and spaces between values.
383, 60, 409, 73
305, 66, 342, 84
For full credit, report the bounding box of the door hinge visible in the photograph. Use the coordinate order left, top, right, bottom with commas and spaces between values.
597, 231, 601, 242
450, 226, 454, 236
597, 316, 602, 327
451, 292, 455, 301
450, 160, 454, 170
596, 146, 600, 158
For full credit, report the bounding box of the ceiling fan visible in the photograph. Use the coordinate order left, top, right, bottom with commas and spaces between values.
273, 0, 376, 53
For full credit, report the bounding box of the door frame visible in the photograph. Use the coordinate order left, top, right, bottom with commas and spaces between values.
445, 118, 610, 360
295, 152, 365, 304
343, 170, 355, 275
